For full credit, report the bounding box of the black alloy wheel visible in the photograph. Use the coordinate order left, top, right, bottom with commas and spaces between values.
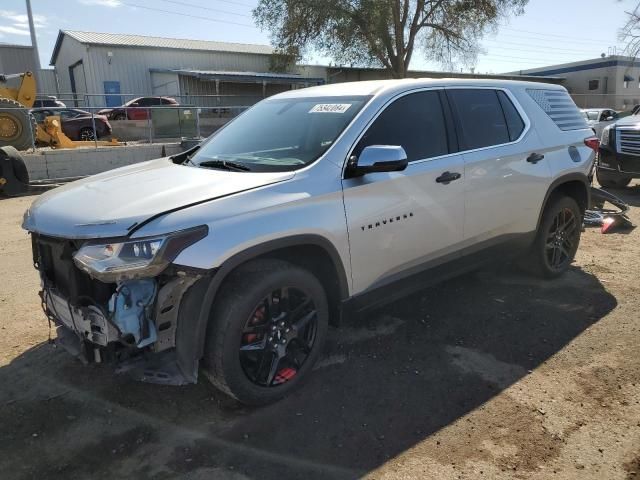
239, 286, 318, 387
203, 259, 329, 405
544, 206, 579, 273
522, 195, 582, 278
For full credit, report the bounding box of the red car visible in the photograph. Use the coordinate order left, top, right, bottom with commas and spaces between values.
98, 96, 179, 121
31, 108, 112, 141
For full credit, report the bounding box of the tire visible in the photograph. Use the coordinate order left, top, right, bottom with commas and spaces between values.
0, 98, 35, 151
203, 259, 329, 405
113, 113, 126, 121
0, 146, 29, 196
596, 169, 632, 189
79, 127, 96, 141
522, 195, 582, 278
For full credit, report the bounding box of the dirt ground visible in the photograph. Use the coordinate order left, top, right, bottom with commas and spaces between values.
1, 186, 640, 480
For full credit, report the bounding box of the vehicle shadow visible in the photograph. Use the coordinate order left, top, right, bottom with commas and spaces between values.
602, 183, 640, 208
0, 265, 617, 480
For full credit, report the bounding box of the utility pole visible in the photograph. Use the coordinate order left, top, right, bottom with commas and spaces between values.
26, 0, 42, 71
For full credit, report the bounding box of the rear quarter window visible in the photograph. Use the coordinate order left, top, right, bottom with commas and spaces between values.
527, 89, 588, 131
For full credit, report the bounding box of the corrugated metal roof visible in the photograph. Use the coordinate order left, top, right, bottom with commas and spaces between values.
51, 30, 273, 64
152, 68, 324, 84
0, 42, 34, 49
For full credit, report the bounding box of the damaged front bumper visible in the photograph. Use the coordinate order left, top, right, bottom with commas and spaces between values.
33, 233, 208, 385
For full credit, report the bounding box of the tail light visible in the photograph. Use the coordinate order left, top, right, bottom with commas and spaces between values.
584, 136, 600, 151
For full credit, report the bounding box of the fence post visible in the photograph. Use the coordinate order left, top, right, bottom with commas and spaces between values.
91, 109, 98, 149
28, 108, 36, 152
148, 110, 153, 144
195, 108, 201, 139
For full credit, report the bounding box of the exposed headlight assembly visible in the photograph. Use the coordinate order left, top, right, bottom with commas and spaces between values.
601, 125, 613, 146
73, 225, 208, 283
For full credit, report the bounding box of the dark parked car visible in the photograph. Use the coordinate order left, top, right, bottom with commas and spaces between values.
33, 96, 66, 108
597, 112, 640, 187
31, 108, 112, 141
98, 96, 179, 121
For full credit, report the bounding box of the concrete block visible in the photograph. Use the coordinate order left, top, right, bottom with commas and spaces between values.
20, 142, 187, 182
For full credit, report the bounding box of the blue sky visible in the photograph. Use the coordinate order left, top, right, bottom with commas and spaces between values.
0, 0, 636, 73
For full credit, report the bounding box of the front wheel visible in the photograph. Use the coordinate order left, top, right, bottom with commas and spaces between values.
203, 259, 329, 405
522, 196, 582, 278
596, 169, 632, 189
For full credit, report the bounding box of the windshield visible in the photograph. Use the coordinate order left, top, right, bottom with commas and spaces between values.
582, 110, 600, 121
190, 95, 371, 172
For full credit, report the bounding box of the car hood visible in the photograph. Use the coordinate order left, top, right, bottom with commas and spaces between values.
24, 157, 295, 239
612, 115, 640, 127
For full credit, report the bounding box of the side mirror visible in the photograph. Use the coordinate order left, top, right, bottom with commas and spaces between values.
348, 145, 408, 177
605, 116, 614, 121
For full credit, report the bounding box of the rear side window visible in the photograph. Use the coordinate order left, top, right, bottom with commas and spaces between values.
355, 91, 448, 162
497, 91, 525, 141
527, 89, 588, 131
448, 89, 510, 150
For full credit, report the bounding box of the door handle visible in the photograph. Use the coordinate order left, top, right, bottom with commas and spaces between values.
527, 152, 545, 164
435, 171, 462, 184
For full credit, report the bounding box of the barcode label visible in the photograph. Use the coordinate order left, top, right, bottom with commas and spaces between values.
309, 103, 352, 113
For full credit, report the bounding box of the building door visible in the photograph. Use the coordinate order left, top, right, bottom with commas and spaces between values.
69, 60, 87, 107
103, 81, 122, 107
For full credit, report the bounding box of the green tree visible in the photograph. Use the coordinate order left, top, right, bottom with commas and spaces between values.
620, 2, 640, 58
254, 0, 528, 78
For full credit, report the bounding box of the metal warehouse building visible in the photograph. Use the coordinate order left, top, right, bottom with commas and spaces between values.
50, 30, 323, 108
511, 56, 640, 110
0, 43, 58, 93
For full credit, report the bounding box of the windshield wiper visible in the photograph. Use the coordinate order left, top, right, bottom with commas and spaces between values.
197, 159, 252, 172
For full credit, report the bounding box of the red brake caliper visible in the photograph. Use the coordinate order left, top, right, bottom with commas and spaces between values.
243, 306, 265, 345
274, 367, 297, 385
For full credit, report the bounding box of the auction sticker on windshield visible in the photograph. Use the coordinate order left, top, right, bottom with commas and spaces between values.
309, 103, 352, 113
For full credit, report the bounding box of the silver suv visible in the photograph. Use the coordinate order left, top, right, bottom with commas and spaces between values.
23, 79, 597, 405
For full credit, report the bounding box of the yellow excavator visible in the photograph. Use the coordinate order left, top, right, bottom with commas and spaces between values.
1, 72, 121, 196
0, 71, 120, 150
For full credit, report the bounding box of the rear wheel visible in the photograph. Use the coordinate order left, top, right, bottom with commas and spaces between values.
0, 98, 35, 151
79, 127, 96, 141
113, 113, 126, 121
203, 259, 329, 405
522, 196, 582, 278
596, 169, 632, 189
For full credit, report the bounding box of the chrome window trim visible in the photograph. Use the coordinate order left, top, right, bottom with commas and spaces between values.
343, 86, 531, 175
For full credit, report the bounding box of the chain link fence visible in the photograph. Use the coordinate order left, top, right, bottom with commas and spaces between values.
8, 92, 265, 151
571, 93, 640, 112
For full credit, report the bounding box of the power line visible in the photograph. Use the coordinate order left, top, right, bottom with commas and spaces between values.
478, 52, 592, 64
182, 0, 255, 8
482, 45, 608, 57
483, 39, 610, 54
120, 1, 257, 28
500, 26, 617, 44
157, 0, 252, 18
